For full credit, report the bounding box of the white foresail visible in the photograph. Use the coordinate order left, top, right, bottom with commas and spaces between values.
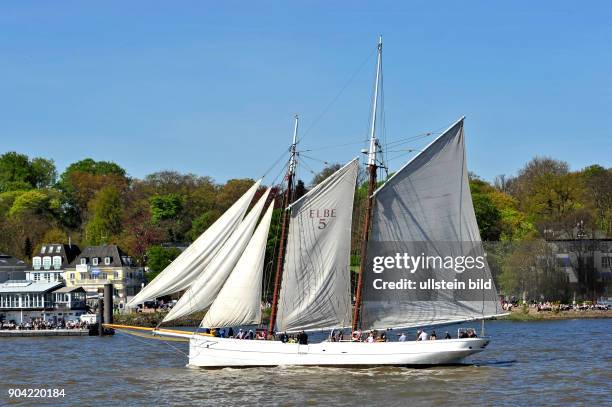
200, 201, 274, 328
361, 117, 504, 330
127, 181, 261, 307
162, 189, 271, 322
276, 158, 359, 332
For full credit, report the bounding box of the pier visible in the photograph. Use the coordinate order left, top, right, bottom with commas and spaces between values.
0, 329, 90, 337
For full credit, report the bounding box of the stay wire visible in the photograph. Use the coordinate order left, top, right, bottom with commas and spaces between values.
298, 47, 377, 144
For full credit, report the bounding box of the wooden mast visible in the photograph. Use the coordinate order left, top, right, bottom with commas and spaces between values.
352, 36, 382, 332
268, 115, 299, 335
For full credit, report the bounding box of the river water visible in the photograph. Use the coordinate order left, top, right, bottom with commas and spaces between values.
1, 319, 610, 406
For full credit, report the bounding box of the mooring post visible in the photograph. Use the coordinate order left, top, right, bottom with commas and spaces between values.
104, 283, 113, 325
97, 297, 104, 336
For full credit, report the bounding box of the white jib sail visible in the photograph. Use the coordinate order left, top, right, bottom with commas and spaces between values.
200, 201, 275, 328
162, 188, 271, 322
127, 180, 261, 307
276, 158, 359, 332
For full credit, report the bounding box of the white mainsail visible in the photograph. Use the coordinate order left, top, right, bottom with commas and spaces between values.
127, 181, 261, 307
361, 117, 504, 330
200, 201, 274, 328
162, 188, 271, 322
276, 158, 359, 332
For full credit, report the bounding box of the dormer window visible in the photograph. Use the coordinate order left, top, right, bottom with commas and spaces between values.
104, 257, 111, 265
33, 257, 42, 270
55, 246, 61, 253
92, 257, 99, 266
52, 256, 62, 270
42, 256, 52, 270
80, 258, 87, 265
41, 246, 46, 254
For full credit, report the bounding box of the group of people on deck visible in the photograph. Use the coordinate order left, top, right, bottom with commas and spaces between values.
277, 331, 309, 344
204, 326, 478, 343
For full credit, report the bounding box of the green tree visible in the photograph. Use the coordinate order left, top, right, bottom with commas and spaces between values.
58, 158, 128, 227
0, 152, 32, 192
145, 245, 182, 281
30, 158, 57, 188
472, 193, 502, 241
189, 210, 220, 241
216, 179, 255, 210
150, 193, 183, 224
581, 165, 612, 236
311, 164, 341, 186
85, 186, 123, 245
0, 152, 57, 192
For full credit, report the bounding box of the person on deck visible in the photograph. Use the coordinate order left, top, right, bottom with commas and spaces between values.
398, 332, 407, 342
444, 331, 451, 339
418, 330, 429, 341
430, 331, 437, 340
297, 330, 308, 345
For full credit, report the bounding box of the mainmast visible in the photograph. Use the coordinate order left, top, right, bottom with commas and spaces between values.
268, 115, 299, 335
352, 36, 382, 331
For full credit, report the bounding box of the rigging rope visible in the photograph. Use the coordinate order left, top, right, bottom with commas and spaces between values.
298, 47, 377, 144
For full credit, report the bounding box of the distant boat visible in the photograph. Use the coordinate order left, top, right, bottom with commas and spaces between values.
116, 36, 505, 368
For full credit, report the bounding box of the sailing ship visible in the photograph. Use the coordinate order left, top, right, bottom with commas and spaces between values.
118, 37, 505, 367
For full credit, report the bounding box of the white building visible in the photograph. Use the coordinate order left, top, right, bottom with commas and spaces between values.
28, 243, 81, 283
0, 280, 86, 323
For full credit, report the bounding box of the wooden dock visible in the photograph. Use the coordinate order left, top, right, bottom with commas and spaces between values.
0, 329, 90, 337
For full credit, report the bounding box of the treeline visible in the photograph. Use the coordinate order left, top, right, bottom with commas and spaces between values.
469, 157, 611, 242
0, 152, 271, 274
0, 151, 610, 300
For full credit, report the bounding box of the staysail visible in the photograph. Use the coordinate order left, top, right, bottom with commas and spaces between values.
127, 180, 261, 307
162, 188, 271, 322
200, 201, 274, 328
361, 118, 504, 330
276, 158, 359, 332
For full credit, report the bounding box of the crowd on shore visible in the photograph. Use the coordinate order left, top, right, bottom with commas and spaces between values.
502, 300, 609, 312
0, 318, 89, 331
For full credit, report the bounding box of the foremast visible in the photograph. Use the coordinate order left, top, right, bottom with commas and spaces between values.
268, 115, 299, 334
352, 36, 382, 331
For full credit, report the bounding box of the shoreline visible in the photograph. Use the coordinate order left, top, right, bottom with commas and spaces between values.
500, 309, 611, 321
111, 308, 612, 327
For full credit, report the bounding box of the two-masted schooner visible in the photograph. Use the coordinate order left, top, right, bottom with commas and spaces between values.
117, 37, 505, 367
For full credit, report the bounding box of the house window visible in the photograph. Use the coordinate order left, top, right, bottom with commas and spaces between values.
33, 257, 42, 270
41, 246, 46, 254
603, 256, 612, 269
42, 257, 51, 270
92, 257, 99, 266
113, 271, 119, 279
44, 273, 50, 281
55, 246, 61, 253
104, 257, 111, 265
53, 256, 62, 270
80, 258, 87, 265
34, 273, 40, 281
70, 273, 75, 280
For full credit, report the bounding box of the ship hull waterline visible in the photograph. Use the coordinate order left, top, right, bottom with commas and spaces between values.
152, 330, 490, 368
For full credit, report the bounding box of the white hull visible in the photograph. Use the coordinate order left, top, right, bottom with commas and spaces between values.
185, 336, 490, 368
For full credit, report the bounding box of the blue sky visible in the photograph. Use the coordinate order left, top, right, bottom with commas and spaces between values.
1, 1, 610, 184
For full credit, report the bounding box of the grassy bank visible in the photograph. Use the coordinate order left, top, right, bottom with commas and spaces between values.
113, 311, 207, 327
113, 308, 272, 328
502, 308, 611, 321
